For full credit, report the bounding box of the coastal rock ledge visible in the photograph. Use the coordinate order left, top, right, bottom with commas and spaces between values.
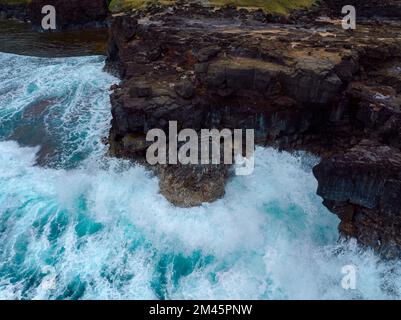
314, 141, 401, 259
105, 1, 401, 257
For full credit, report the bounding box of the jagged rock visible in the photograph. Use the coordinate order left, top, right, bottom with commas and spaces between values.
158, 163, 228, 207
195, 46, 221, 62
4, 0, 401, 256
105, 1, 401, 256
314, 140, 401, 258
204, 57, 285, 95
175, 80, 195, 99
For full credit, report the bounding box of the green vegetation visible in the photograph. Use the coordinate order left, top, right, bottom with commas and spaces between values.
1, 0, 315, 16
209, 0, 316, 14
0, 0, 31, 4
109, 0, 176, 13
109, 0, 316, 14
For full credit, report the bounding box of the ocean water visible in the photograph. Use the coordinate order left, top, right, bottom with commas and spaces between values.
1, 51, 401, 300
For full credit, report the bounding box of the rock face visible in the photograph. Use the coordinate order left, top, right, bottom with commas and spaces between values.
314, 141, 401, 259
106, 3, 345, 207
157, 164, 228, 207
313, 43, 401, 258
106, 2, 401, 255
106, 4, 351, 157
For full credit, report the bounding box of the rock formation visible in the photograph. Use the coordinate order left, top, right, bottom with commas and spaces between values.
314, 140, 401, 259
105, 1, 401, 257
2, 0, 401, 257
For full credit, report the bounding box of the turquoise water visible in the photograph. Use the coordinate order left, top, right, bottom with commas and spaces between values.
1, 52, 401, 300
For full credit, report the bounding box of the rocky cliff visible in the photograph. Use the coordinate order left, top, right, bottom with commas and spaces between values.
314, 141, 401, 259
105, 1, 401, 257
2, 0, 401, 258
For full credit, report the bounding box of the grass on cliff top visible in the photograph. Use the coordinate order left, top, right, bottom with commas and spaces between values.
0, 0, 31, 4
109, 0, 175, 13
109, 0, 317, 15
209, 0, 316, 14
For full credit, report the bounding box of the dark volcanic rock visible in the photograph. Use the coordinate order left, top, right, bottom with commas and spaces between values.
158, 163, 228, 208
105, 2, 401, 255
195, 46, 222, 63
175, 80, 195, 99
314, 140, 401, 258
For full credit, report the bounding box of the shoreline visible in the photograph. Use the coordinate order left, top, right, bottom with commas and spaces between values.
1, 0, 401, 258
0, 20, 108, 57
104, 2, 401, 258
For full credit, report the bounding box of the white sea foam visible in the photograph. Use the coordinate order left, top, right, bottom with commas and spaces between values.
0, 52, 115, 168
1, 52, 401, 300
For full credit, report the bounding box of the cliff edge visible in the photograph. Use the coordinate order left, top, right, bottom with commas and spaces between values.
105, 1, 401, 258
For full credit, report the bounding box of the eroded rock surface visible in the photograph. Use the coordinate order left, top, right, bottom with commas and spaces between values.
314, 140, 401, 258
105, 2, 401, 255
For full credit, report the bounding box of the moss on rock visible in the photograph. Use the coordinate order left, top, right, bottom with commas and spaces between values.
109, 0, 316, 14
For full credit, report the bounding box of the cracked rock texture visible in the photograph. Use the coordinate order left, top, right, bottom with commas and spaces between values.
105, 1, 401, 257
